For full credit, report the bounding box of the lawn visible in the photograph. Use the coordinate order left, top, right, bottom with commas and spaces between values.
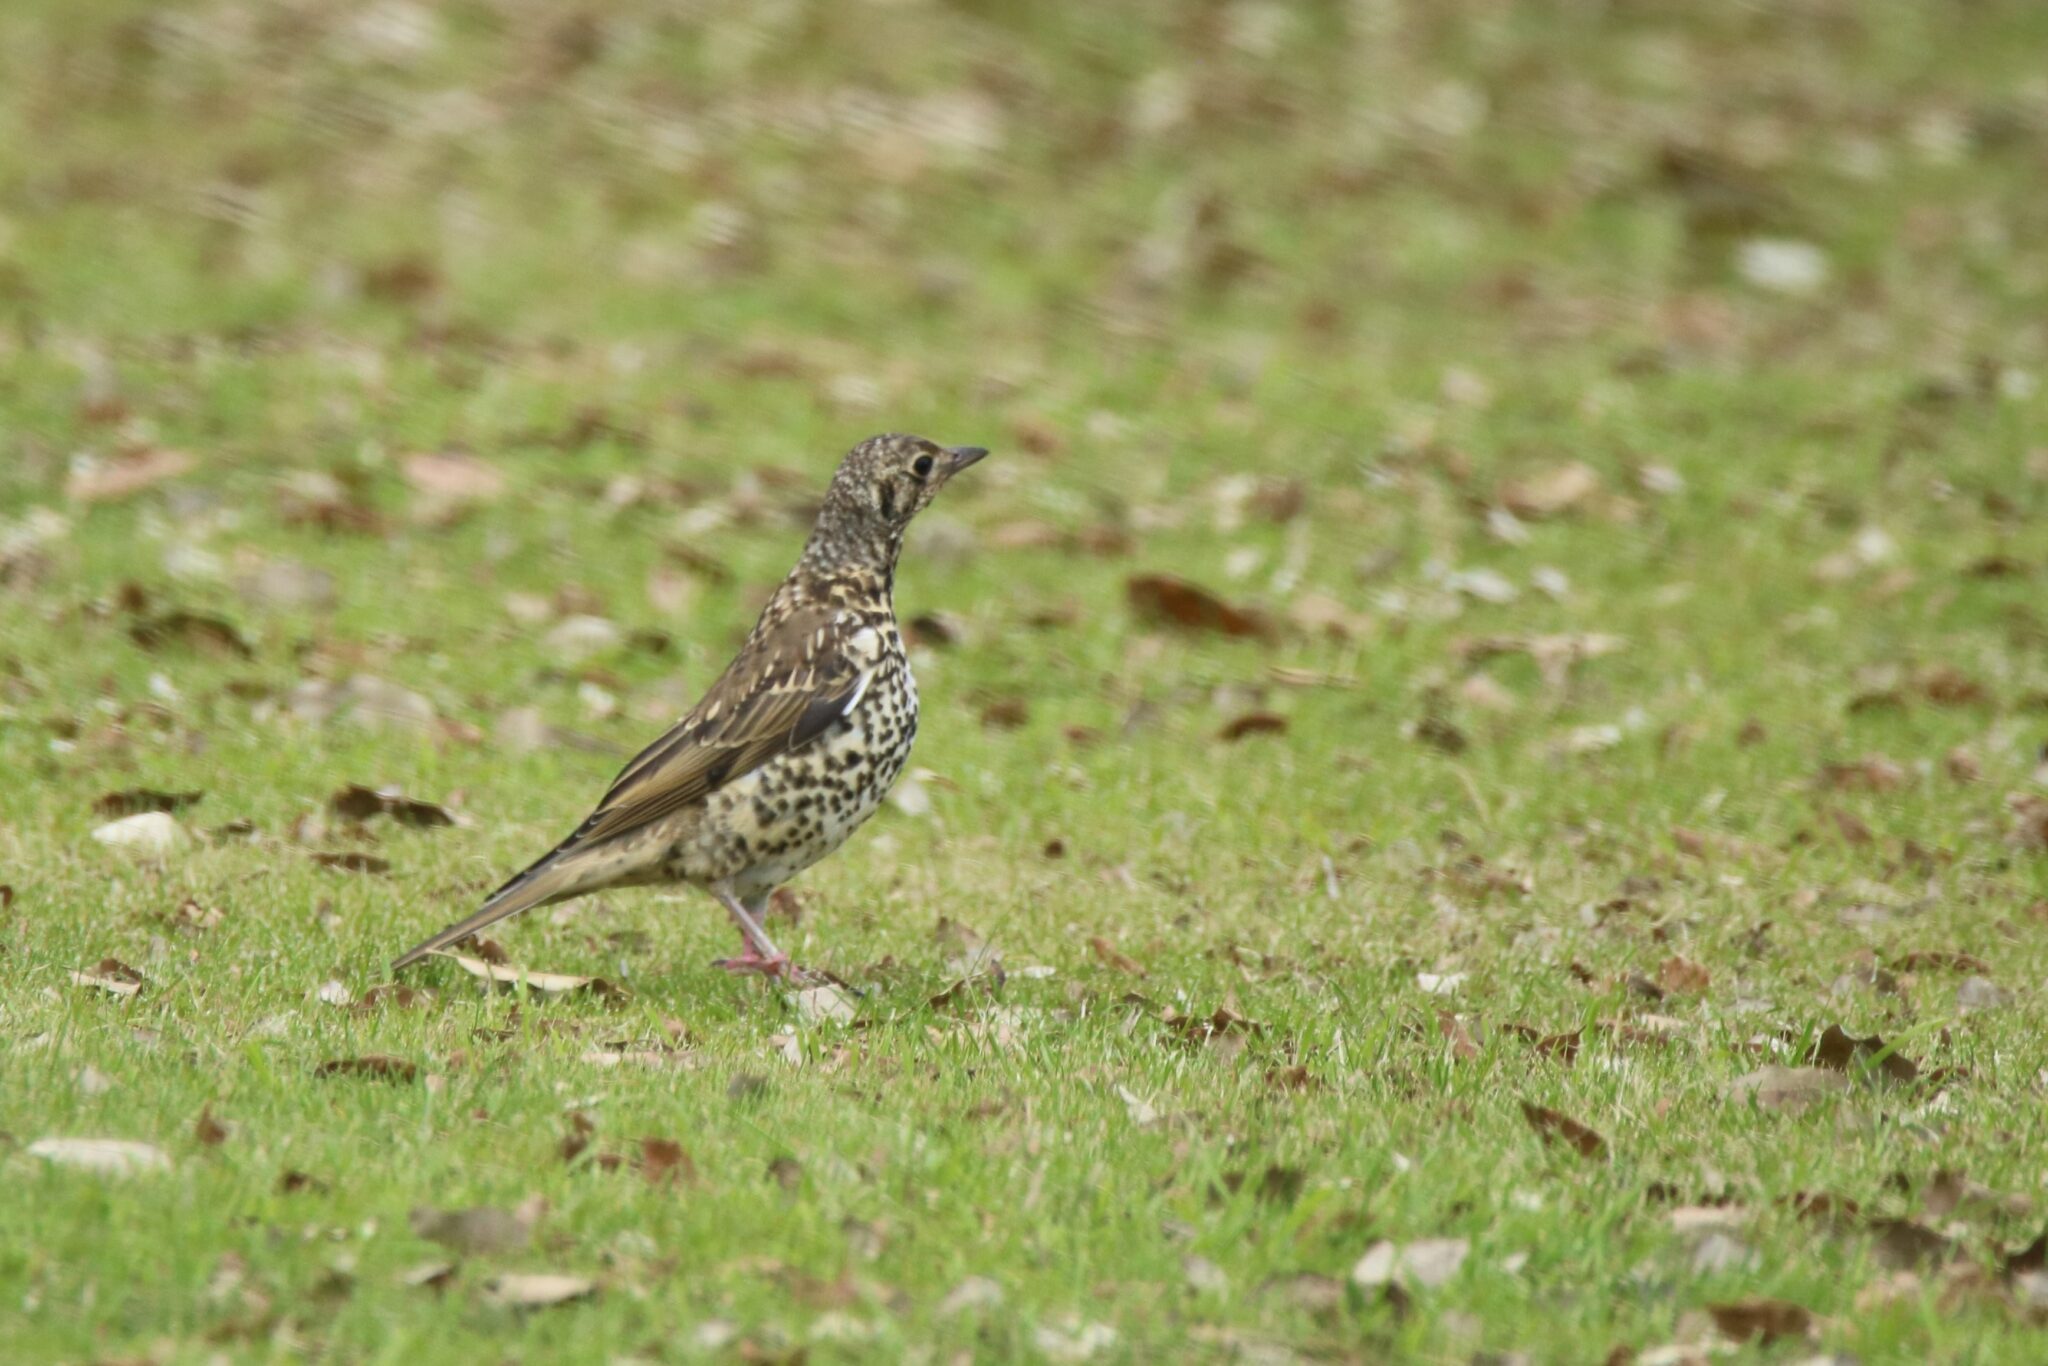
4, 0, 2048, 1361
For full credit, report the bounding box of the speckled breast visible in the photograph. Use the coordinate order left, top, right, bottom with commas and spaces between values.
684, 623, 919, 896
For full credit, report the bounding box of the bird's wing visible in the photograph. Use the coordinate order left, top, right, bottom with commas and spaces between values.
572, 602, 864, 847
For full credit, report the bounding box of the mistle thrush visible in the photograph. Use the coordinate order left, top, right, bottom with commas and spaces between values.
393, 434, 987, 979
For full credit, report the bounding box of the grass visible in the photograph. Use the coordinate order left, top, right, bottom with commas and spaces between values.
4, 0, 2048, 1360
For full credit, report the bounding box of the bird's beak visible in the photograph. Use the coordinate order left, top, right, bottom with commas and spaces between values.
947, 445, 989, 473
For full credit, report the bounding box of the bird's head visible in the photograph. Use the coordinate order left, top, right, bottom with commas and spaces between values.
807, 434, 987, 571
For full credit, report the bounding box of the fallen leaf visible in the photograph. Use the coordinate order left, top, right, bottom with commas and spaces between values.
482, 1272, 594, 1310
1657, 955, 1711, 996
66, 447, 195, 503
1499, 462, 1600, 519
1957, 976, 2011, 1012
27, 1137, 171, 1175
938, 1275, 1006, 1316
128, 611, 253, 658
1126, 573, 1275, 640
400, 1261, 457, 1291
70, 957, 146, 999
402, 450, 505, 503
1808, 1024, 1921, 1083
1923, 1169, 2034, 1222
1705, 1297, 1816, 1344
1726, 1066, 1847, 1111
1351, 1237, 1470, 1290
1089, 936, 1147, 975
315, 1055, 418, 1082
434, 951, 626, 1003
93, 788, 203, 818
1116, 1084, 1159, 1127
1868, 1216, 1959, 1270
409, 1203, 538, 1256
795, 983, 859, 1024
1438, 1011, 1481, 1060
980, 697, 1030, 729
193, 1108, 229, 1146
1520, 1101, 1608, 1159
1218, 712, 1288, 741
91, 812, 190, 855
308, 851, 391, 874
328, 784, 456, 828
1818, 755, 1907, 792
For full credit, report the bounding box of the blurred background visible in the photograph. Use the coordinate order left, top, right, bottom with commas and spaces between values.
5, 7, 2048, 1358
4, 0, 2046, 467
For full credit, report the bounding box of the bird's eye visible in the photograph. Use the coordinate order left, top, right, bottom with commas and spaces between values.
911, 453, 935, 478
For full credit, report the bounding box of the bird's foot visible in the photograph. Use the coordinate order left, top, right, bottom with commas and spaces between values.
712, 950, 794, 979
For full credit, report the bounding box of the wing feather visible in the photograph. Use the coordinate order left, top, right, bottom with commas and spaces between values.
571, 603, 862, 847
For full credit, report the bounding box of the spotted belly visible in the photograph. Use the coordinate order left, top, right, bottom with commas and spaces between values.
662, 666, 918, 896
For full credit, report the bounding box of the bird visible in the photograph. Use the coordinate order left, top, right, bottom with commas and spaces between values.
393, 433, 988, 980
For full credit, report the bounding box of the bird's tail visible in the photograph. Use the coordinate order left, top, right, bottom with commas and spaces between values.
392, 842, 613, 972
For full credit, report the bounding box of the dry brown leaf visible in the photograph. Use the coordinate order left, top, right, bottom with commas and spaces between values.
1657, 955, 1711, 996
1808, 1024, 1920, 1084
1089, 936, 1146, 976
308, 851, 392, 875
1438, 1011, 1481, 1061
434, 951, 627, 1003
1126, 573, 1275, 641
2009, 794, 2048, 850
402, 450, 505, 503
1499, 462, 1600, 519
1726, 1066, 1847, 1111
980, 697, 1030, 729
128, 611, 253, 659
1218, 712, 1288, 741
93, 788, 204, 818
1706, 1297, 1816, 1344
315, 1055, 418, 1082
66, 448, 196, 503
194, 1108, 229, 1147
409, 1202, 538, 1256
1520, 1101, 1608, 1159
1893, 950, 1990, 974
71, 957, 146, 999
1818, 754, 1907, 792
328, 784, 456, 828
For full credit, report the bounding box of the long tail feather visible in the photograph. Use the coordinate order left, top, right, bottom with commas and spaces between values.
392, 846, 602, 971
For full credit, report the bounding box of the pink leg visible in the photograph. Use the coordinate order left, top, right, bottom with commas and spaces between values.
710, 887, 793, 978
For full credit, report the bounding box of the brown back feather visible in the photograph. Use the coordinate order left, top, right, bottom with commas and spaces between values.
571, 599, 863, 847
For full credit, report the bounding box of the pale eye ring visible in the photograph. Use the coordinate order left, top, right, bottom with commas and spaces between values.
911, 453, 935, 478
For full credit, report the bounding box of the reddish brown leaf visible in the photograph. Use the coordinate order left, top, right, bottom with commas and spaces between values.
979, 697, 1030, 729
1089, 936, 1146, 976
1809, 1024, 1920, 1084
1706, 1298, 1815, 1344
193, 1107, 229, 1147
1437, 1011, 1481, 1061
66, 447, 196, 503
638, 1137, 694, 1186
1818, 755, 1906, 792
1520, 1101, 1608, 1160
1657, 955, 1711, 995
1219, 712, 1288, 741
1126, 573, 1275, 641
328, 784, 455, 828
1499, 462, 1600, 520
